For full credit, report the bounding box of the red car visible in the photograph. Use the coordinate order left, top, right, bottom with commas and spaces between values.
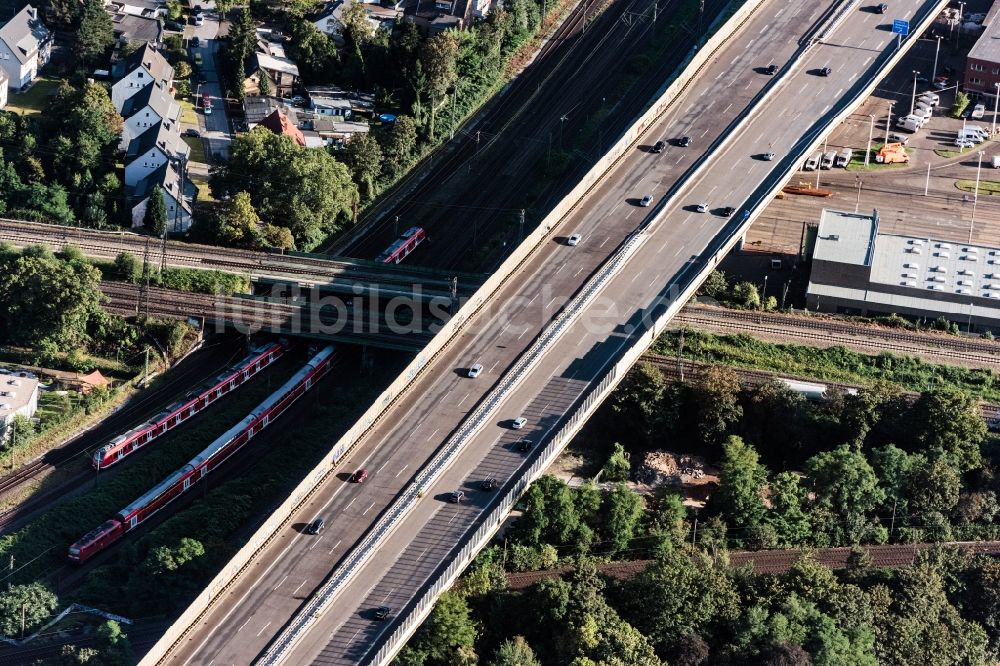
352, 469, 369, 483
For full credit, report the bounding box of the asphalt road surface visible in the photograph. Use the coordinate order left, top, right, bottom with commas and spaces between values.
162, 0, 940, 663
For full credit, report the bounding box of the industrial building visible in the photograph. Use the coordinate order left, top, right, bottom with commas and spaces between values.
806, 209, 1000, 330
0, 371, 39, 442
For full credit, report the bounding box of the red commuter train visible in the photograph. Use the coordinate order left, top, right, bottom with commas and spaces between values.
69, 345, 336, 564
91, 342, 287, 470
376, 227, 426, 264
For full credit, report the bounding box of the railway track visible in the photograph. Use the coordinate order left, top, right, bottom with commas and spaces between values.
0, 219, 477, 296
505, 540, 1000, 589
673, 305, 1000, 368
0, 340, 246, 535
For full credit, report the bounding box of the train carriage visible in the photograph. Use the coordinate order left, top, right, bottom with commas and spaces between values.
376, 227, 426, 264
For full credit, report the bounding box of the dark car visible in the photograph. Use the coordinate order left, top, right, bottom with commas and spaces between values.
185, 128, 201, 137
305, 517, 325, 535
819, 67, 832, 76
481, 477, 498, 491
164, 20, 184, 30
651, 140, 666, 153
678, 136, 692, 147
518, 439, 533, 453
876, 3, 887, 13
190, 36, 200, 47
765, 63, 778, 75
962, 106, 974, 119
374, 606, 391, 621
193, 4, 203, 12
721, 206, 736, 217
352, 469, 369, 483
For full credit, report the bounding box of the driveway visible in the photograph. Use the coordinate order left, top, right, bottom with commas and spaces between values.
181, 0, 232, 163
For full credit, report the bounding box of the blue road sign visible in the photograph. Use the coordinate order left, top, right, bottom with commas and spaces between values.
892, 18, 910, 36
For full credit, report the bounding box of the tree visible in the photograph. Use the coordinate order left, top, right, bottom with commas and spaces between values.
382, 116, 418, 176
604, 483, 644, 555
906, 458, 960, 516
0, 254, 104, 349
418, 591, 478, 663
699, 270, 728, 299
730, 281, 761, 309
344, 132, 383, 198
911, 390, 986, 472
287, 19, 339, 83
669, 633, 709, 666
0, 583, 57, 637
806, 446, 884, 525
712, 436, 768, 543
215, 191, 260, 246
760, 642, 812, 666
97, 620, 132, 664
491, 636, 541, 666
75, 0, 114, 64
610, 362, 665, 446
210, 129, 357, 249
691, 365, 742, 449
143, 538, 205, 575
113, 252, 142, 283
143, 184, 167, 235
258, 71, 271, 97
224, 8, 255, 99
601, 443, 631, 482
869, 444, 913, 516
767, 472, 812, 547
261, 224, 295, 251
420, 32, 459, 138
341, 0, 375, 45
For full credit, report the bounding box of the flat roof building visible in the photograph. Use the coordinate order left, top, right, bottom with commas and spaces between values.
0, 370, 39, 441
806, 209, 1000, 330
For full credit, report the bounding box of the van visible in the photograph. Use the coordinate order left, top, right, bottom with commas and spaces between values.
896, 115, 921, 132
804, 152, 821, 170
306, 517, 325, 534
958, 129, 985, 142
919, 93, 940, 106
835, 148, 853, 167
820, 151, 837, 169
915, 102, 933, 116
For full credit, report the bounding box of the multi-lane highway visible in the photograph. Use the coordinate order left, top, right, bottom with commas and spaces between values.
159, 0, 927, 662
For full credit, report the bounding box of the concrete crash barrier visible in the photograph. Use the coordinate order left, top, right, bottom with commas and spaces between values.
140, 0, 805, 662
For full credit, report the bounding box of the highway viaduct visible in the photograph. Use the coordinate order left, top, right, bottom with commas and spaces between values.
135, 0, 948, 662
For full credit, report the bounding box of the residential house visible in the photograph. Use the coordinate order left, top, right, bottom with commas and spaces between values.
106, 0, 165, 46
0, 5, 52, 92
0, 70, 7, 109
129, 160, 192, 232
123, 119, 189, 188
311, 117, 369, 144
259, 108, 306, 146
311, 0, 401, 48
119, 81, 180, 150
247, 52, 299, 97
111, 43, 173, 112
306, 85, 374, 119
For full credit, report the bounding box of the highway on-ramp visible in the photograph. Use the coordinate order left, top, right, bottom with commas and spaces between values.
161, 0, 937, 663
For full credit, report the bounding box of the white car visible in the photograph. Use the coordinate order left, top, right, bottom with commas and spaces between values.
763, 152, 775, 161
467, 363, 483, 378
639, 195, 653, 207
511, 417, 527, 429
695, 203, 709, 213
955, 139, 976, 148
567, 233, 582, 246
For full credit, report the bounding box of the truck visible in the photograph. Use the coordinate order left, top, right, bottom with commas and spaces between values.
835, 148, 853, 167
804, 152, 821, 170
875, 142, 909, 164
820, 151, 837, 169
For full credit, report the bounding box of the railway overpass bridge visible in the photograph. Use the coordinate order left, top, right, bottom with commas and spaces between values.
144, 0, 951, 663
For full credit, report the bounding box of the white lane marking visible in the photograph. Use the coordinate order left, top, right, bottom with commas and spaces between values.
309, 535, 324, 550
328, 540, 342, 554
345, 497, 356, 510
448, 512, 460, 525
600, 236, 611, 248
293, 579, 307, 595
546, 296, 560, 310
395, 464, 409, 478
457, 392, 471, 406
489, 359, 501, 372
237, 617, 252, 632
426, 428, 439, 441
759, 24, 767, 34
363, 501, 376, 516
274, 575, 288, 591
256, 622, 271, 637
716, 69, 726, 80
377, 459, 389, 473
574, 266, 584, 276
723, 103, 732, 115
835, 88, 843, 98
517, 328, 529, 340
554, 263, 565, 275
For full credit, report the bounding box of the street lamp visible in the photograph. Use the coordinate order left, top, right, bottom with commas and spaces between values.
970, 150, 984, 242
865, 114, 875, 167
885, 101, 895, 143
855, 175, 863, 212
993, 82, 1000, 135
932, 35, 942, 83
910, 70, 920, 115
